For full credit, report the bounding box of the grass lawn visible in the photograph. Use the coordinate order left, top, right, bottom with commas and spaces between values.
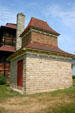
0, 79, 75, 113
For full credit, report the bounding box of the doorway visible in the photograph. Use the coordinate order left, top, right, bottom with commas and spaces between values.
17, 60, 23, 87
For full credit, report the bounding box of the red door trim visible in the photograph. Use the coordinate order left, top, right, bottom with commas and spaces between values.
17, 60, 23, 87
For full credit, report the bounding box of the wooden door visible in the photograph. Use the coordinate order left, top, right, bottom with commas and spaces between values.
17, 60, 23, 87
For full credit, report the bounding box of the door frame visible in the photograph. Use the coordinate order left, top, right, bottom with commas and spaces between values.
17, 59, 23, 87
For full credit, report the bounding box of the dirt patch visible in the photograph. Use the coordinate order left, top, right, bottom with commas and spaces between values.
0, 93, 72, 113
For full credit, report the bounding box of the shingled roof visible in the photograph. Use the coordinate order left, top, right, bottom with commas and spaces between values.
20, 17, 74, 57
25, 42, 73, 56
8, 16, 75, 60
8, 42, 74, 61
6, 23, 16, 29
0, 46, 15, 52
21, 17, 60, 36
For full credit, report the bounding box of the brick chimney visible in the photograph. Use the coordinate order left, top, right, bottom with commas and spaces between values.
16, 13, 25, 50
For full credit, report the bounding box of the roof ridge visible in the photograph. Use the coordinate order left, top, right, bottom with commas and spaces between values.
21, 17, 60, 36
6, 23, 16, 29
31, 17, 46, 23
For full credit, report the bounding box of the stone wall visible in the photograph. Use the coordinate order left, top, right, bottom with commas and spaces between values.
25, 52, 72, 94
10, 54, 26, 93
22, 30, 58, 48
31, 31, 58, 47
22, 32, 31, 47
10, 51, 72, 94
16, 13, 25, 50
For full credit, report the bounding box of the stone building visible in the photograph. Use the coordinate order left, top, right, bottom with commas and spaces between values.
8, 13, 75, 94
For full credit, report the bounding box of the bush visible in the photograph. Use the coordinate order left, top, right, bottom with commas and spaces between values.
72, 76, 75, 79
0, 75, 7, 85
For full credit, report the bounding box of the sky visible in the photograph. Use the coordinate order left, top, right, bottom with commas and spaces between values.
0, 0, 75, 54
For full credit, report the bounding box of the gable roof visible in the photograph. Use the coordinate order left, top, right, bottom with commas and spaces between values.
21, 17, 60, 36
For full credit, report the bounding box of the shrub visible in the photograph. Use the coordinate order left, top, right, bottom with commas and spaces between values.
0, 75, 7, 85
72, 76, 75, 79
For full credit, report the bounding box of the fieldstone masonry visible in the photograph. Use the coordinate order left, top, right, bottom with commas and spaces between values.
25, 52, 72, 94
10, 51, 72, 94
22, 30, 58, 48
31, 31, 58, 47
16, 13, 25, 50
10, 54, 26, 93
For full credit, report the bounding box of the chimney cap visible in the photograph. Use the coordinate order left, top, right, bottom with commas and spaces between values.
17, 13, 25, 17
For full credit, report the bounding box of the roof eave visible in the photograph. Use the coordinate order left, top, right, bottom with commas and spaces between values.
7, 48, 26, 61
20, 26, 60, 37
8, 47, 75, 61
31, 26, 60, 36
1, 26, 16, 30
26, 47, 74, 58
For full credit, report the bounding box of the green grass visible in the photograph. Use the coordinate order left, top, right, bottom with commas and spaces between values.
0, 79, 75, 113
36, 103, 75, 113
56, 103, 75, 113
0, 85, 21, 103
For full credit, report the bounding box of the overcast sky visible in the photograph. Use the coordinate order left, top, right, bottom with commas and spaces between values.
0, 0, 75, 54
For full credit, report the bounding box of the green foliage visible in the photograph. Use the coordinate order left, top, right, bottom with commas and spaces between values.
72, 76, 75, 79
0, 75, 7, 85
57, 103, 75, 113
